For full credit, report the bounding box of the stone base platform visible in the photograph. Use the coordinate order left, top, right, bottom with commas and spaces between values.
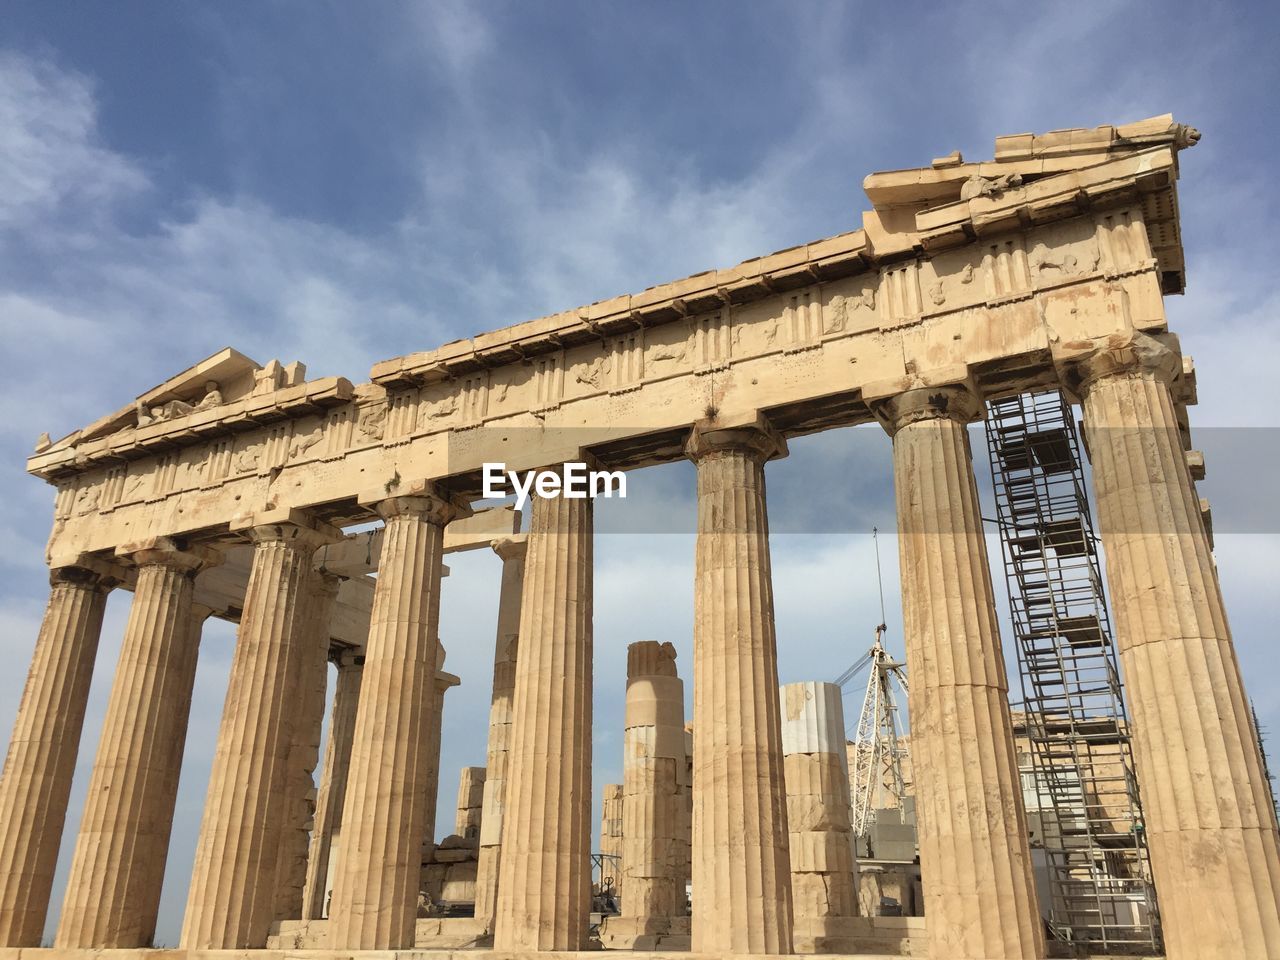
269, 919, 490, 950
597, 916, 690, 951
791, 917, 925, 956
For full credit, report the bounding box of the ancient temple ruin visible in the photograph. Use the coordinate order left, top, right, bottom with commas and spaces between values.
1, 115, 1275, 960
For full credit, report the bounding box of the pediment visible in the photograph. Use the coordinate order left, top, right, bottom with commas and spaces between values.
40, 348, 262, 453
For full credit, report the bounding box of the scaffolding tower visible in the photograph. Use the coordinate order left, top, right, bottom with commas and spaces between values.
985, 390, 1161, 953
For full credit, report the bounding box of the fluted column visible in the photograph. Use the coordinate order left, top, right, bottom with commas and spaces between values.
303, 648, 363, 920
474, 536, 526, 932
0, 565, 113, 946
1060, 332, 1280, 959
876, 383, 1044, 960
622, 640, 688, 928
327, 489, 465, 949
601, 783, 624, 885
181, 511, 339, 949
57, 539, 218, 947
494, 468, 593, 951
685, 420, 793, 955
272, 571, 341, 923
780, 681, 858, 943
422, 665, 459, 855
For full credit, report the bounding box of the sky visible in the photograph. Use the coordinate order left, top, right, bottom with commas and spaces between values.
1, 1, 1279, 946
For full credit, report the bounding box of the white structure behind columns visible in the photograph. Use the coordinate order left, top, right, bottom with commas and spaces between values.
780, 681, 859, 949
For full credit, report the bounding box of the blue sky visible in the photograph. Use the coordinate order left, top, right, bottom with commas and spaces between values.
2, 1, 1279, 945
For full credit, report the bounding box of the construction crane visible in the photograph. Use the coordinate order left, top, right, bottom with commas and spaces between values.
835, 528, 910, 839
839, 626, 909, 838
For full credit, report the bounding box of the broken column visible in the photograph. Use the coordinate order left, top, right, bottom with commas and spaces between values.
874, 382, 1044, 960
621, 641, 688, 937
493, 471, 594, 951
57, 540, 217, 948
1060, 333, 1280, 959
181, 511, 339, 949
780, 681, 858, 949
685, 419, 794, 954
473, 536, 525, 932
0, 566, 113, 947
303, 647, 364, 920
327, 489, 464, 949
455, 766, 486, 839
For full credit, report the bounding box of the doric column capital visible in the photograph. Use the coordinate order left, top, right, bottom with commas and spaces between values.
869, 382, 984, 435
491, 535, 528, 563
49, 563, 120, 591
1052, 330, 1182, 397
434, 669, 461, 695
684, 415, 787, 464
375, 491, 470, 526
231, 506, 344, 550
331, 646, 364, 669
116, 536, 223, 576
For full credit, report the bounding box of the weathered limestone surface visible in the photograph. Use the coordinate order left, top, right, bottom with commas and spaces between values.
456, 766, 486, 839
874, 383, 1044, 960
57, 540, 217, 948
272, 572, 341, 923
422, 664, 459, 858
181, 513, 339, 949
780, 681, 858, 944
600, 783, 625, 889
0, 568, 112, 947
474, 536, 526, 933
686, 420, 793, 955
622, 641, 688, 928
302, 648, 363, 920
494, 478, 594, 952
1060, 331, 1280, 960
327, 490, 464, 949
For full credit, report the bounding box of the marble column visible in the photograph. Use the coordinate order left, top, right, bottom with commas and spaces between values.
685, 419, 793, 954
303, 648, 364, 920
57, 539, 218, 947
1060, 332, 1280, 959
876, 384, 1044, 960
601, 783, 625, 889
474, 536, 526, 932
622, 640, 688, 928
455, 766, 486, 839
0, 565, 113, 947
327, 489, 464, 949
493, 470, 594, 951
272, 571, 341, 923
422, 666, 459, 855
780, 681, 858, 945
181, 512, 339, 949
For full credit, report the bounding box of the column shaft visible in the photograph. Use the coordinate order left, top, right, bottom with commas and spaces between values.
272, 572, 340, 922
57, 541, 216, 947
884, 385, 1043, 960
181, 517, 334, 949
493, 478, 593, 951
1071, 335, 1280, 959
781, 681, 858, 944
474, 537, 525, 932
686, 422, 793, 954
302, 652, 363, 920
327, 492, 459, 949
0, 568, 110, 946
622, 640, 687, 926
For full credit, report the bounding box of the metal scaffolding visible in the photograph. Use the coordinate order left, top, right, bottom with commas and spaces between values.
985, 390, 1161, 953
